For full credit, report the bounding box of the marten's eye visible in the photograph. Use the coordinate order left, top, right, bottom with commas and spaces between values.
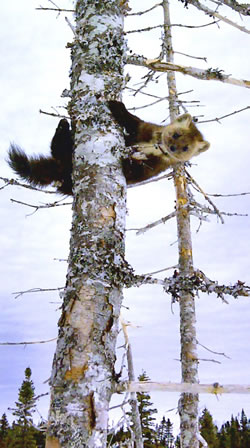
170, 145, 176, 152
182, 146, 188, 152
172, 132, 181, 140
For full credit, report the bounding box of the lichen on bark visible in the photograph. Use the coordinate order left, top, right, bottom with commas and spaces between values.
45, 1, 127, 447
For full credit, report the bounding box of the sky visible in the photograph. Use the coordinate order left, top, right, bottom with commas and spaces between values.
0, 0, 250, 435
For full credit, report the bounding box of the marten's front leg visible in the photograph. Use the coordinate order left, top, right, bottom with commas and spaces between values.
108, 100, 144, 146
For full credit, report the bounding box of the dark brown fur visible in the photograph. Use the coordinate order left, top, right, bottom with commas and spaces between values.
7, 102, 210, 194
8, 119, 73, 195
108, 101, 210, 184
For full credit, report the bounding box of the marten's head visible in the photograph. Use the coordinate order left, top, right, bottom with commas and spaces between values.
161, 114, 210, 162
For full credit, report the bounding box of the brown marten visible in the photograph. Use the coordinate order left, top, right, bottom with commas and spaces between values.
108, 101, 210, 184
7, 101, 209, 194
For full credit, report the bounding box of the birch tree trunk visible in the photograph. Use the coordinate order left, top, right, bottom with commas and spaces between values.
163, 1, 199, 446
45, 1, 127, 446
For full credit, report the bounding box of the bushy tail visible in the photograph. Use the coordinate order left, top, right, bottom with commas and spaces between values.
7, 144, 60, 187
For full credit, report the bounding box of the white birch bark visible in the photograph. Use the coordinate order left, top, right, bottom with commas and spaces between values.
45, 1, 127, 447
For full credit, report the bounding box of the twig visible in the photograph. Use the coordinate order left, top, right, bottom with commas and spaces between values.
127, 2, 162, 16
65, 16, 75, 35
174, 51, 207, 62
207, 191, 250, 198
10, 198, 71, 214
12, 287, 63, 299
145, 265, 178, 275
36, 7, 74, 12
127, 170, 173, 188
197, 340, 231, 359
0, 338, 57, 346
136, 211, 176, 235
200, 105, 250, 123
126, 20, 219, 33
185, 169, 225, 224
0, 176, 57, 194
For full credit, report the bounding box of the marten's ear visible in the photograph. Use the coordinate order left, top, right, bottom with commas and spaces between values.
175, 113, 193, 129
197, 141, 210, 153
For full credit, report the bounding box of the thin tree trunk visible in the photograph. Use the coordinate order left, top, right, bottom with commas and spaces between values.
121, 320, 143, 448
162, 1, 199, 446
46, 1, 127, 446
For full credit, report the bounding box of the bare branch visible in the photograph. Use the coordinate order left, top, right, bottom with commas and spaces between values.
0, 338, 57, 346
174, 50, 207, 62
145, 265, 178, 275
10, 198, 71, 213
36, 7, 74, 12
39, 109, 70, 119
65, 16, 76, 35
200, 105, 250, 123
207, 190, 250, 198
188, 0, 250, 33
126, 19, 218, 33
185, 169, 225, 223
117, 380, 250, 395
136, 211, 176, 235
221, 0, 250, 15
127, 2, 162, 16
127, 55, 250, 89
12, 287, 63, 299
127, 170, 174, 188
126, 24, 163, 34
0, 176, 57, 194
126, 86, 194, 99
197, 340, 231, 359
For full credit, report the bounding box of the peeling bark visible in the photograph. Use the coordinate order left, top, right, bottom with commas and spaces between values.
46, 1, 127, 446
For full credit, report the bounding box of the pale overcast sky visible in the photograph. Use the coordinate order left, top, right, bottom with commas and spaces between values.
0, 0, 250, 433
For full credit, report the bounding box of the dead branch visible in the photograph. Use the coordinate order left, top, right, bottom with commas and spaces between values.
117, 380, 250, 394
0, 338, 57, 346
188, 0, 250, 33
127, 55, 250, 89
130, 269, 250, 301
36, 7, 74, 12
200, 105, 250, 123
0, 176, 56, 194
185, 170, 225, 223
136, 211, 176, 235
207, 191, 250, 198
12, 287, 63, 299
221, 0, 250, 15
197, 340, 231, 359
126, 19, 218, 33
127, 2, 162, 16
10, 198, 71, 213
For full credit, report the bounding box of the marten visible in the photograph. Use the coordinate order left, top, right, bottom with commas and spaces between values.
7, 101, 209, 194
108, 101, 210, 184
8, 119, 73, 195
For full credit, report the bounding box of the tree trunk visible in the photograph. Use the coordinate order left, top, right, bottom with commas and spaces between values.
162, 1, 199, 446
46, 1, 127, 446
